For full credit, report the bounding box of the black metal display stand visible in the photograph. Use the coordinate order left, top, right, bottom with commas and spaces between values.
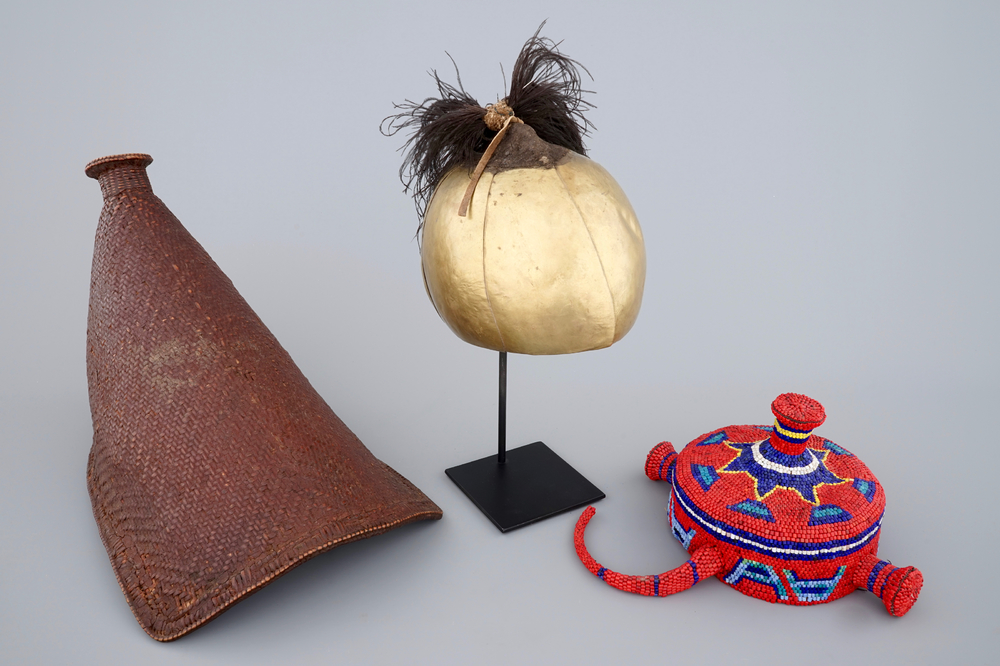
445, 352, 605, 532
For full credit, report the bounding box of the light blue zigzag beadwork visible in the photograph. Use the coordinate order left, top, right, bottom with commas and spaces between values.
668, 493, 695, 549
784, 566, 847, 602
726, 559, 849, 603
725, 559, 788, 600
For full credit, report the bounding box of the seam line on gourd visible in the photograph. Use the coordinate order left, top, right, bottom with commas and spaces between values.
555, 164, 616, 335
479, 174, 506, 351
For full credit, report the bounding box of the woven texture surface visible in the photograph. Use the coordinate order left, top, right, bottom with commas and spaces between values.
576, 394, 922, 616
85, 154, 442, 641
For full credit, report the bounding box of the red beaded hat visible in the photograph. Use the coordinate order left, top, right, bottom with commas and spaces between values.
575, 393, 922, 616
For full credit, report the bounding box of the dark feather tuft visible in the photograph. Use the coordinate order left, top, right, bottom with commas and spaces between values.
382, 23, 595, 228
505, 26, 594, 155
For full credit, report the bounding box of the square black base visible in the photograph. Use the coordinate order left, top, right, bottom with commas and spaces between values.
445, 441, 605, 533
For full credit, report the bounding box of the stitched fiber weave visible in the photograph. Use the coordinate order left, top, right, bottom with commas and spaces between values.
84, 154, 442, 641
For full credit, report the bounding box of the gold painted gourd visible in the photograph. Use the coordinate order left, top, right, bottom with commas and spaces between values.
420, 123, 646, 355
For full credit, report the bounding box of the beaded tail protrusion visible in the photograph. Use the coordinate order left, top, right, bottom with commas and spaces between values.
854, 555, 924, 616
645, 442, 677, 482
574, 506, 722, 596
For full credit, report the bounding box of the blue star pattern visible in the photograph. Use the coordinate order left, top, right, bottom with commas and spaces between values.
722, 438, 846, 503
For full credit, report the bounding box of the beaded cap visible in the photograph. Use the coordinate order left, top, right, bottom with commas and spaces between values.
575, 393, 922, 616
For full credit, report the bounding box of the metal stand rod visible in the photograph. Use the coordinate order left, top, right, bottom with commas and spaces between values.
498, 351, 507, 464
444, 349, 605, 532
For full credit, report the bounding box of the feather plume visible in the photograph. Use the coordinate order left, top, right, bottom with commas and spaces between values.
381, 23, 595, 229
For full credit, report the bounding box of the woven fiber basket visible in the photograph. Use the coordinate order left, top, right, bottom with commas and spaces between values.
84, 154, 442, 641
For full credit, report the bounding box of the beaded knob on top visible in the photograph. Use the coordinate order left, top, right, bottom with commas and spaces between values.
769, 393, 826, 456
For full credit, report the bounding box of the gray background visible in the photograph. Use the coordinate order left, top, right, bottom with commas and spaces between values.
2, 1, 998, 663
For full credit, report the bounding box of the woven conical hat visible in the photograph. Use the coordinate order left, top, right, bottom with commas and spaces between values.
85, 154, 441, 641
